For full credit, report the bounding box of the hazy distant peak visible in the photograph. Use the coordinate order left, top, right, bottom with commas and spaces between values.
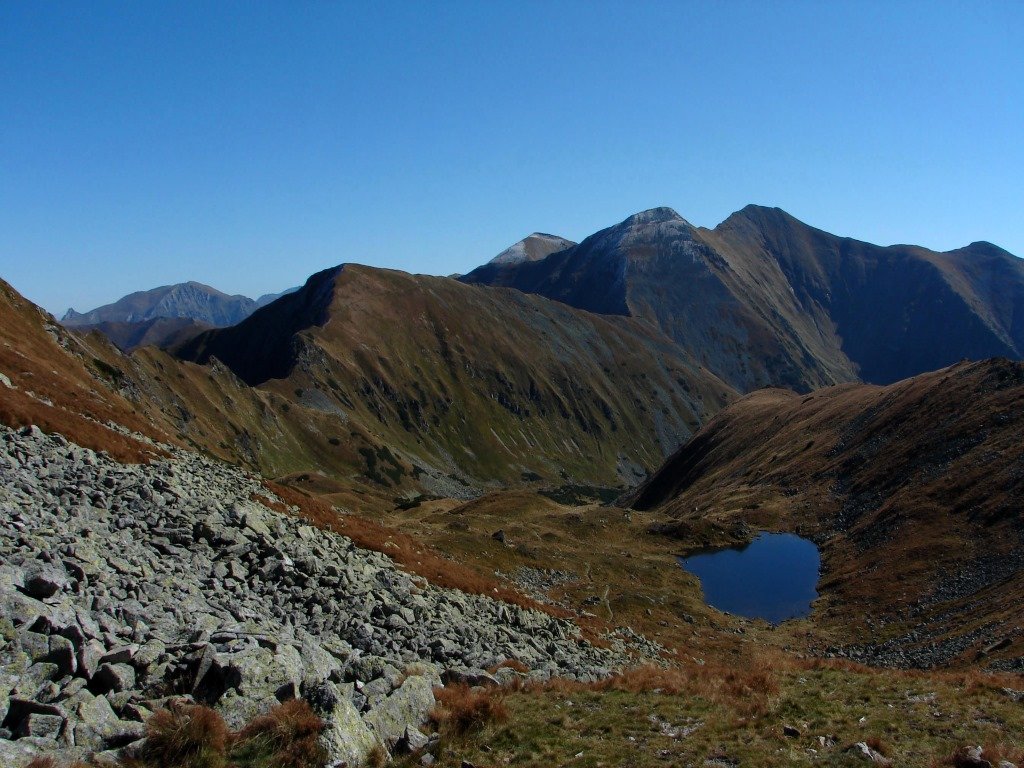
489, 233, 576, 265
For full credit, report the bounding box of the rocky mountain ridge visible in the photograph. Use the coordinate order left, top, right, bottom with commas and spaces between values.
488, 233, 576, 265
464, 205, 1024, 392
170, 264, 736, 488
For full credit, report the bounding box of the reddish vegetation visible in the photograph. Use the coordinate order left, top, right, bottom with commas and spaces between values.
265, 480, 566, 617
0, 278, 170, 462
431, 683, 509, 735
515, 655, 782, 720
144, 702, 230, 768
233, 699, 326, 768
488, 658, 531, 675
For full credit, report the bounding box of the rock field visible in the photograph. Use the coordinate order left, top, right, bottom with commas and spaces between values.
0, 425, 651, 765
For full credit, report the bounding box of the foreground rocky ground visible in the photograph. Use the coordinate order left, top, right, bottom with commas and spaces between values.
0, 426, 653, 766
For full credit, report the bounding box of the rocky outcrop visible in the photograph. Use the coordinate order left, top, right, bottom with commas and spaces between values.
0, 425, 652, 765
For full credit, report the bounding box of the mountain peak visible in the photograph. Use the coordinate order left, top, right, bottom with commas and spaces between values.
621, 207, 689, 228
489, 233, 576, 266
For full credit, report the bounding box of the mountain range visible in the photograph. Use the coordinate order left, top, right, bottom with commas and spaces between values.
464, 205, 1024, 392
62, 280, 297, 325
3, 203, 1024, 766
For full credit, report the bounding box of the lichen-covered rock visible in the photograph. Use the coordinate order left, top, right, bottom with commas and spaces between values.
305, 680, 380, 766
363, 675, 436, 749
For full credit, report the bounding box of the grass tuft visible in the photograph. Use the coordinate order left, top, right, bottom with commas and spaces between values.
431, 683, 509, 736
143, 702, 230, 768
232, 699, 326, 768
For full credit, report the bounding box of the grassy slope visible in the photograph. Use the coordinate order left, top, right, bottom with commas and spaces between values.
626, 359, 1024, 663
0, 278, 170, 462
175, 264, 737, 488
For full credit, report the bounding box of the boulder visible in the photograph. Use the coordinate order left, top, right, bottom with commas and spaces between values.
15, 711, 64, 739
304, 680, 380, 767
845, 741, 893, 766
363, 675, 435, 749
72, 693, 127, 751
93, 663, 137, 694
442, 666, 500, 689
397, 724, 430, 753
22, 564, 68, 599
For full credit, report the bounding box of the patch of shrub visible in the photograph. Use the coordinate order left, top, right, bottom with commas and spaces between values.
143, 702, 230, 768
431, 683, 508, 736
232, 699, 326, 768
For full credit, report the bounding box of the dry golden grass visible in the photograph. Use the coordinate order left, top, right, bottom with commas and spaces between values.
488, 658, 531, 675
431, 683, 509, 736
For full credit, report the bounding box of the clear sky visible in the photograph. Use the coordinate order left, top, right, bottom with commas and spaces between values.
2, 1, 1022, 316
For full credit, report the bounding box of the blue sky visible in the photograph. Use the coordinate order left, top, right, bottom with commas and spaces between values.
2, 1, 1022, 315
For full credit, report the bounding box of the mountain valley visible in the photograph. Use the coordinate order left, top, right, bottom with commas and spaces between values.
2, 205, 1023, 767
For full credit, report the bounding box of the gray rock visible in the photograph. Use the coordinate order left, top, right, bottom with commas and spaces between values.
72, 693, 124, 751
442, 666, 501, 688
398, 724, 430, 753
845, 741, 893, 766
15, 711, 65, 739
305, 680, 380, 767
363, 675, 436, 749
22, 563, 68, 599
46, 634, 77, 677
78, 639, 107, 681
93, 663, 136, 694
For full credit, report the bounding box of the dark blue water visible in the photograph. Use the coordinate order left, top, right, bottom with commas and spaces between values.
678, 532, 820, 624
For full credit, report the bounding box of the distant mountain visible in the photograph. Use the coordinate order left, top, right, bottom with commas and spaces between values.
489, 233, 576, 265
255, 288, 298, 308
173, 263, 736, 487
62, 281, 299, 329
463, 206, 1024, 391
625, 358, 1024, 667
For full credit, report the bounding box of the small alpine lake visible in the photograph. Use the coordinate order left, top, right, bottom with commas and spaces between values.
678, 532, 820, 624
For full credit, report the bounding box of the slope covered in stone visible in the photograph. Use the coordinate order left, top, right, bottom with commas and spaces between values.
0, 423, 653, 765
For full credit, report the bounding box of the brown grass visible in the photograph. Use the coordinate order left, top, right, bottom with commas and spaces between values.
0, 279, 173, 462
524, 656, 781, 720
233, 699, 326, 768
365, 743, 390, 767
265, 480, 564, 616
143, 702, 230, 768
488, 658, 531, 675
431, 683, 509, 736
865, 735, 892, 757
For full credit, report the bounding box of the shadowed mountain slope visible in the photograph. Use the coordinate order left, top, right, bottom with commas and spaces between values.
174, 264, 736, 487
627, 358, 1024, 668
464, 206, 1024, 392
69, 316, 211, 352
